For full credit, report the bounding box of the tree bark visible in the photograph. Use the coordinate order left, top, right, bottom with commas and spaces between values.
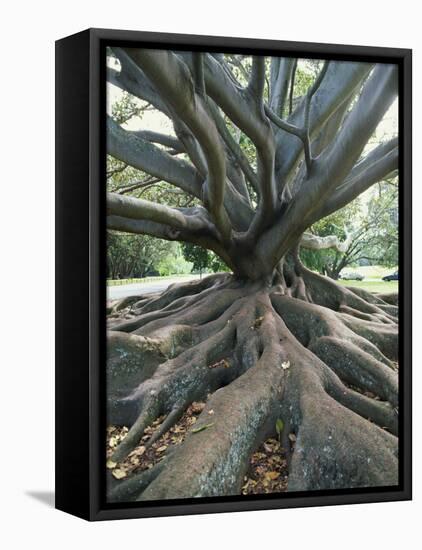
105, 50, 399, 500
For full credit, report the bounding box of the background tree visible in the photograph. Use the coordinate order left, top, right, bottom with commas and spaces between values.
299, 200, 360, 277
107, 232, 180, 279
105, 49, 399, 501
181, 242, 229, 278
107, 94, 196, 279
300, 179, 398, 278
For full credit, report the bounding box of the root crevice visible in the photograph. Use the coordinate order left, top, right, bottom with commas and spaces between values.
106, 272, 399, 500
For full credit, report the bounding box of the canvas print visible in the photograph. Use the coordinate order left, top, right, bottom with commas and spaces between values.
105, 47, 399, 503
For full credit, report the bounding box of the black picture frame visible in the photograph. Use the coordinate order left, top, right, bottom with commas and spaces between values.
55, 28, 412, 521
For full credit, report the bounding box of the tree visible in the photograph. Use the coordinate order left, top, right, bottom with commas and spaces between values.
299, 200, 360, 277
105, 49, 399, 501
181, 243, 209, 278
107, 232, 179, 279
181, 242, 229, 277
300, 181, 398, 279
359, 180, 398, 267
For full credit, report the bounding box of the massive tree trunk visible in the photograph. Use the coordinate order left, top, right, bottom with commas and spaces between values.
105, 48, 399, 501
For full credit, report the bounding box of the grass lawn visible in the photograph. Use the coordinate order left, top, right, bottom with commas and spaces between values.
337, 279, 398, 294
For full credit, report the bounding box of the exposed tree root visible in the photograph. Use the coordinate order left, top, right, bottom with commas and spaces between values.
106, 270, 399, 501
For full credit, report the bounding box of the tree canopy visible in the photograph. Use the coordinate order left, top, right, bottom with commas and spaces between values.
106, 49, 398, 281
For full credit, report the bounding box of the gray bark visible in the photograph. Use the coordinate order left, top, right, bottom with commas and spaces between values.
106, 51, 398, 280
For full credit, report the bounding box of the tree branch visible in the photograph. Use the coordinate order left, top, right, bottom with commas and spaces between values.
312, 64, 398, 198
107, 116, 202, 198
108, 48, 170, 116
269, 58, 295, 115
319, 144, 398, 219
289, 65, 398, 228
112, 176, 160, 195
207, 100, 259, 192
288, 59, 298, 115
107, 215, 182, 241
123, 48, 232, 242
129, 130, 185, 153
248, 57, 266, 105
274, 61, 374, 185
265, 62, 329, 177
302, 61, 330, 173
107, 192, 213, 234
183, 54, 278, 233
192, 52, 206, 96
257, 64, 397, 271
107, 215, 234, 269
300, 230, 353, 253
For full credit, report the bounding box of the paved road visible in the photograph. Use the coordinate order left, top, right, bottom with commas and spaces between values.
108, 275, 392, 301
107, 275, 200, 301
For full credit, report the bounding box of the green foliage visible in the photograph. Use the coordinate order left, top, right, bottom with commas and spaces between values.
283, 59, 323, 117
181, 243, 230, 275
275, 419, 284, 442
107, 231, 180, 279
300, 200, 360, 276
300, 180, 398, 278
111, 91, 143, 125
106, 93, 201, 280
107, 231, 194, 279
362, 181, 398, 267
181, 243, 209, 274
155, 248, 193, 276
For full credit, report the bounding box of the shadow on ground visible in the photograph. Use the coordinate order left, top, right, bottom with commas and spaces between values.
26, 491, 55, 508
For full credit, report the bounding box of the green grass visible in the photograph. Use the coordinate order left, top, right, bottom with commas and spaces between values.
337, 279, 398, 294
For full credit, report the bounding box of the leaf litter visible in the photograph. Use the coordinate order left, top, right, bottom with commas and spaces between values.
106, 401, 207, 480
107, 402, 291, 494
241, 437, 289, 495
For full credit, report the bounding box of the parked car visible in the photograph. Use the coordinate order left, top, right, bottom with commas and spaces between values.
382, 270, 399, 281
340, 271, 364, 281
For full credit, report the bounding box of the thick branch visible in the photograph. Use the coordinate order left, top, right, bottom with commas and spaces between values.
274, 61, 374, 184
107, 193, 212, 234
106, 216, 234, 268
192, 52, 206, 96
248, 56, 266, 105
288, 59, 298, 115
207, 100, 259, 192
300, 231, 353, 253
257, 64, 397, 272
129, 130, 185, 153
124, 48, 232, 242
312, 64, 398, 198
319, 145, 398, 219
108, 48, 170, 116
302, 61, 330, 173
107, 117, 202, 198
107, 215, 182, 241
185, 54, 278, 232
270, 58, 295, 115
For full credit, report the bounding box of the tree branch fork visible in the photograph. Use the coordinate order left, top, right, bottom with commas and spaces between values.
106, 49, 398, 279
